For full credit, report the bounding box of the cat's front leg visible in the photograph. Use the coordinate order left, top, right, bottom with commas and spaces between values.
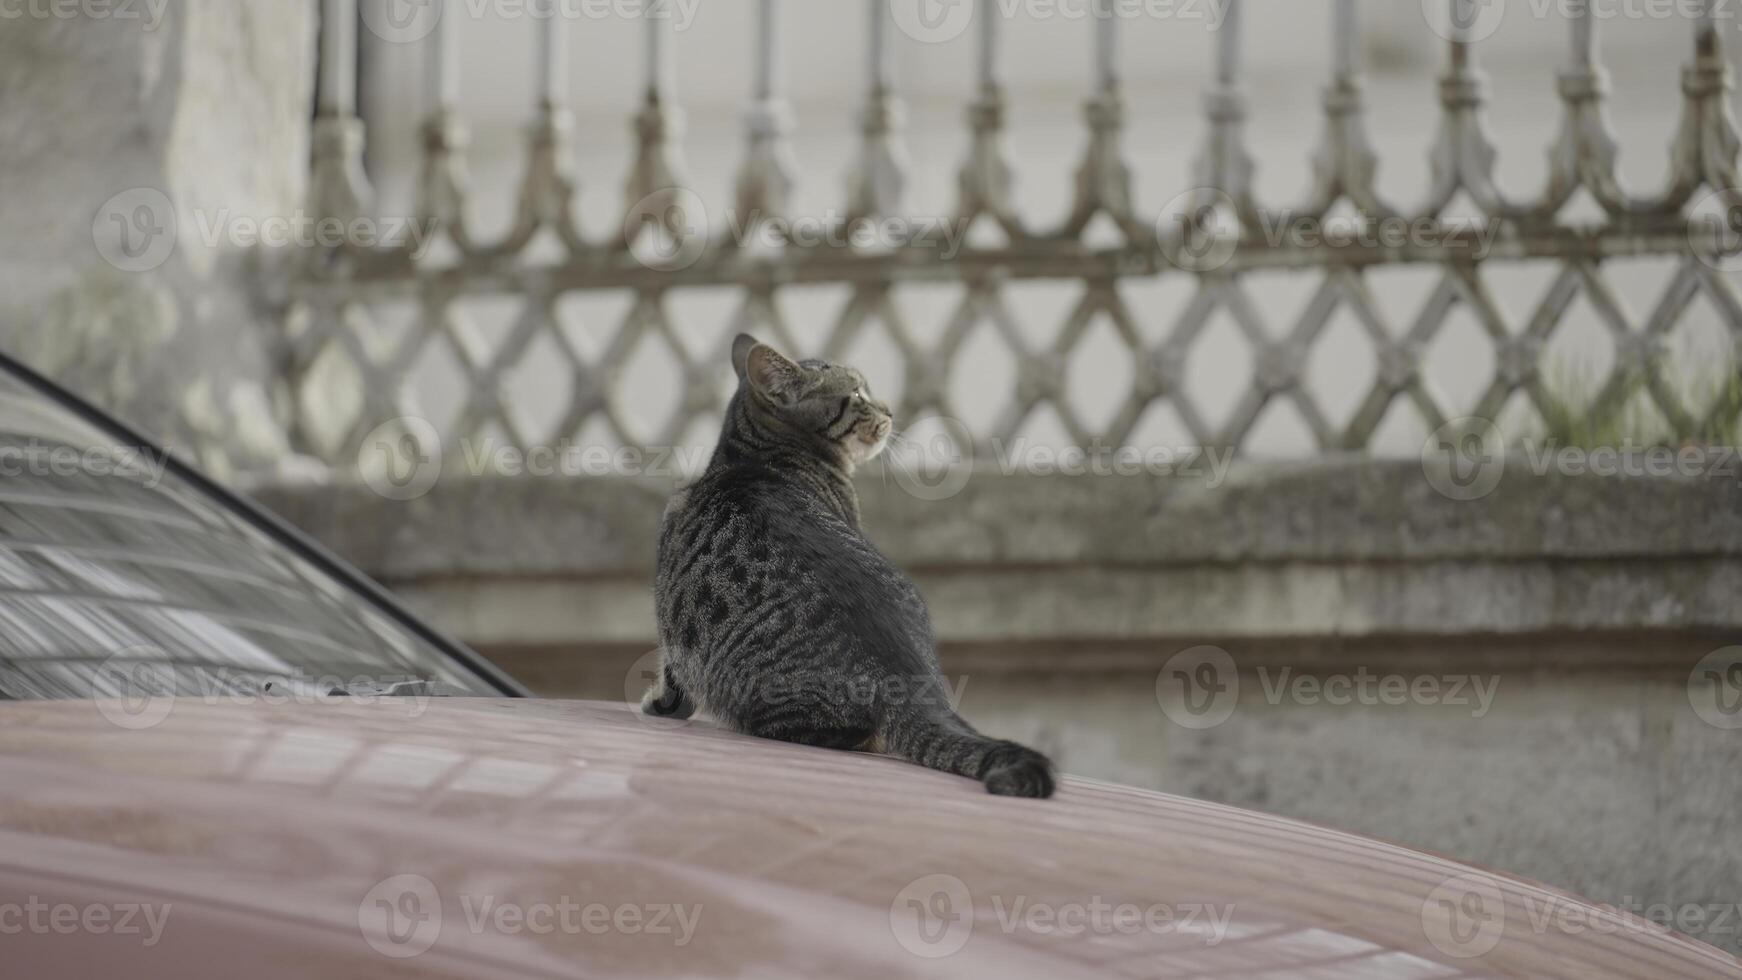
640, 658, 696, 719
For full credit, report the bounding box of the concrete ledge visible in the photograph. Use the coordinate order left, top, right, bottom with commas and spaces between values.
252, 458, 1742, 653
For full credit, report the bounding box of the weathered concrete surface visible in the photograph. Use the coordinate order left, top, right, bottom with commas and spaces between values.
0, 2, 314, 477
254, 457, 1742, 647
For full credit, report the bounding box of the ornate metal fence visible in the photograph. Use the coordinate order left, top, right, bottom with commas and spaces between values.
290, 0, 1742, 468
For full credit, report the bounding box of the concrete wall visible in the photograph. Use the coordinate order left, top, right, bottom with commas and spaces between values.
256, 460, 1742, 954
0, 0, 316, 477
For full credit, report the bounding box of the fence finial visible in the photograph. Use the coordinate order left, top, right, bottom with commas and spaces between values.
417, 0, 477, 256
1189, 0, 1258, 231
1298, 0, 1392, 220
622, 7, 696, 253
734, 0, 798, 246
310, 0, 373, 252
957, 2, 1025, 239
1058, 0, 1143, 242
844, 0, 909, 233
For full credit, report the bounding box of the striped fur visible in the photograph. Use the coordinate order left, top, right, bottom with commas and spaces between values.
647, 334, 1055, 798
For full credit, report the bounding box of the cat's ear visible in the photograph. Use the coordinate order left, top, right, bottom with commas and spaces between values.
731, 333, 762, 382
740, 338, 802, 400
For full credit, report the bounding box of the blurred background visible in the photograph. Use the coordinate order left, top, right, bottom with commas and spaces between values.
2, 0, 1740, 955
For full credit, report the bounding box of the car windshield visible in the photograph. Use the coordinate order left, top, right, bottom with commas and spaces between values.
0, 360, 509, 702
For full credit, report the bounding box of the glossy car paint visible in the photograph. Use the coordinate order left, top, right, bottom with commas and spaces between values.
2, 697, 1736, 979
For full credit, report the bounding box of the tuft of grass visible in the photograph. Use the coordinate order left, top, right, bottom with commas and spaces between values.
1528, 359, 1742, 449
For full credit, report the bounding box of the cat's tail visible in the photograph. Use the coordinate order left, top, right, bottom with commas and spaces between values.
879, 711, 1055, 799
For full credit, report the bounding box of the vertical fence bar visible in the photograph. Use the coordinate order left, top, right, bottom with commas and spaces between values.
869, 0, 894, 96
1332, 0, 1356, 78
1189, 0, 1256, 228
1419, 0, 1507, 217
978, 1, 999, 95
735, 0, 797, 240
1216, 0, 1240, 87
623, 6, 693, 250
499, 13, 583, 255
1299, 0, 1390, 219
1059, 0, 1142, 238
539, 11, 568, 106
310, 0, 371, 237
417, 0, 475, 254
1569, 0, 1594, 67
1095, 0, 1117, 95
845, 0, 907, 229
645, 4, 673, 100
959, 0, 1022, 236
1540, 0, 1629, 218
754, 0, 781, 100
1685, 0, 1741, 202
1059, 0, 1140, 239
318, 0, 356, 117
427, 0, 458, 113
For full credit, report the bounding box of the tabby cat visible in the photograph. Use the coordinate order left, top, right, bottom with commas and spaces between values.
646, 334, 1055, 798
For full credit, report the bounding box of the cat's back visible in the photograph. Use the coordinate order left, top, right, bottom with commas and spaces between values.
659, 459, 875, 573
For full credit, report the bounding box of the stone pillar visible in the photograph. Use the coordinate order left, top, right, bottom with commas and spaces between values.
0, 0, 316, 481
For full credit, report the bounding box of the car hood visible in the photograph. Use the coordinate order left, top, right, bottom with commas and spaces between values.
0, 696, 1733, 979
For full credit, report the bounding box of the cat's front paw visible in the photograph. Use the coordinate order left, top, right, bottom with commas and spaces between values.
641, 684, 696, 720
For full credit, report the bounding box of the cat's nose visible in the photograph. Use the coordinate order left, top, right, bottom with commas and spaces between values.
874, 418, 892, 439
